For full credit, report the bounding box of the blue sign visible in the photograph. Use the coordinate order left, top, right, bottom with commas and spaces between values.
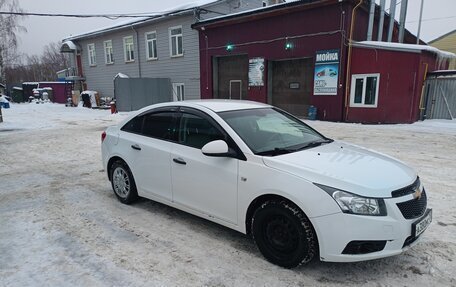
314, 50, 339, 95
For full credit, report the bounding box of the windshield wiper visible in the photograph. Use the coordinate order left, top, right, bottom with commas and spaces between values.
295, 139, 334, 151
258, 139, 333, 156
257, 147, 295, 156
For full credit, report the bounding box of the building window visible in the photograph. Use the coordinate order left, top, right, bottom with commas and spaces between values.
123, 36, 135, 62
87, 43, 96, 66
172, 83, 185, 101
145, 31, 157, 60
104, 40, 114, 64
169, 26, 183, 57
350, 74, 380, 108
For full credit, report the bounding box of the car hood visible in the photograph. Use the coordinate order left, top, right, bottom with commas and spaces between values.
262, 141, 416, 198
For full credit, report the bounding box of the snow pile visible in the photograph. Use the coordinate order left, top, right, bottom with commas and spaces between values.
0, 102, 127, 132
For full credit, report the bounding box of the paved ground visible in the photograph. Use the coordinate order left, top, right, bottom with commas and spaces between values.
1, 103, 455, 287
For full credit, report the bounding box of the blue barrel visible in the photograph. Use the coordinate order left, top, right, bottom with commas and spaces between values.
308, 105, 317, 120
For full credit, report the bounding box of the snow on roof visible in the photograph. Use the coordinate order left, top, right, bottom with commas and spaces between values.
194, 0, 302, 26
114, 73, 130, 80
64, 0, 221, 41
355, 41, 456, 59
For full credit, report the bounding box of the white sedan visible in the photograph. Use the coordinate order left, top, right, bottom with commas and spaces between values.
101, 100, 431, 268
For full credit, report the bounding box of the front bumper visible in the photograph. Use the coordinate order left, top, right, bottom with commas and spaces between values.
311, 194, 431, 263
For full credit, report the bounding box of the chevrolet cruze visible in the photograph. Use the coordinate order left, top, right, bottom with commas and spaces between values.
101, 100, 431, 268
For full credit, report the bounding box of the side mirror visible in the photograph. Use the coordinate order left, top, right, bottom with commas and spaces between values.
201, 140, 236, 157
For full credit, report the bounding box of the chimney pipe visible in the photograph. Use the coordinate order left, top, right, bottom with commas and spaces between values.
377, 0, 386, 41
387, 0, 397, 42
366, 0, 376, 41
398, 0, 408, 43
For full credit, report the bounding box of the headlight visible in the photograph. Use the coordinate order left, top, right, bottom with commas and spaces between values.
315, 184, 387, 216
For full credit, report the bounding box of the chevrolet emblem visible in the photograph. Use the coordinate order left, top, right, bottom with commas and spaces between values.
413, 188, 422, 200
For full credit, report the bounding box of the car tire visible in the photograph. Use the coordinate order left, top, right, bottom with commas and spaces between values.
252, 200, 317, 268
110, 160, 138, 204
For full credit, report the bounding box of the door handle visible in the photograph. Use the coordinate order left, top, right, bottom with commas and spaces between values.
131, 144, 141, 151
173, 157, 186, 165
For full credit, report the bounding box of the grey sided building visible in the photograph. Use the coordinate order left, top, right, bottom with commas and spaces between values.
60, 0, 264, 110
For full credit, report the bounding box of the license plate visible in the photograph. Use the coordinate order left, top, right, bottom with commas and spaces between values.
413, 209, 432, 237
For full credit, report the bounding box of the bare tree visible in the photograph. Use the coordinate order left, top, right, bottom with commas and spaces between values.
5, 42, 69, 84
41, 42, 68, 80
0, 0, 26, 83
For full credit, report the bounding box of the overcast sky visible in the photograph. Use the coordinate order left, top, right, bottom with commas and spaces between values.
15, 0, 456, 56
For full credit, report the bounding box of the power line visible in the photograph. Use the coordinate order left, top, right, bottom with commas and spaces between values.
406, 15, 456, 23
0, 11, 168, 20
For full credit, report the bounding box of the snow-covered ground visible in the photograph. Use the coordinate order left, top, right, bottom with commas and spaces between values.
1, 103, 455, 287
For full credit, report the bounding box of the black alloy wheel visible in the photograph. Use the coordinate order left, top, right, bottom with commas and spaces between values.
252, 200, 317, 268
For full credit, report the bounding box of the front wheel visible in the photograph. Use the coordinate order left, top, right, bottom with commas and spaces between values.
252, 200, 317, 268
110, 160, 138, 204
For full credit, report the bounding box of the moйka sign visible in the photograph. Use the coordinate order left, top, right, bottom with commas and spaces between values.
314, 50, 339, 95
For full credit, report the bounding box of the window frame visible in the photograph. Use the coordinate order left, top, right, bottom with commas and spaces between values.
349, 73, 380, 108
103, 40, 114, 64
123, 36, 135, 63
172, 83, 185, 101
87, 43, 96, 66
169, 25, 183, 58
145, 31, 158, 60
176, 107, 246, 160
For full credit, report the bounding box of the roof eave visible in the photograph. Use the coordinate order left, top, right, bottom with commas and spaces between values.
192, 0, 339, 30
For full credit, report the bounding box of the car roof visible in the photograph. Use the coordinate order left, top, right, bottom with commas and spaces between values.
182, 100, 271, 112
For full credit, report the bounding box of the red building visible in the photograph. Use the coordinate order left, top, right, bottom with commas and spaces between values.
192, 0, 454, 123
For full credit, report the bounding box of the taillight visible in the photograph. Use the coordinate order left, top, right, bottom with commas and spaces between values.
101, 131, 107, 143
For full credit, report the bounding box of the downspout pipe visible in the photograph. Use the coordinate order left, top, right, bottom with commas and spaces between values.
131, 25, 142, 77
366, 0, 376, 41
398, 0, 408, 43
387, 0, 397, 42
377, 0, 386, 41
344, 0, 364, 121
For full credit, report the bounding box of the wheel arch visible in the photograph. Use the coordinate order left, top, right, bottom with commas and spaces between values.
107, 156, 126, 181
245, 194, 312, 236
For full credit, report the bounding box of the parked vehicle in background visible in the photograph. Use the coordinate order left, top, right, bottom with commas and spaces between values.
101, 100, 432, 268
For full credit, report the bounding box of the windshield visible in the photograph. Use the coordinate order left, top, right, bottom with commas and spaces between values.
219, 108, 332, 156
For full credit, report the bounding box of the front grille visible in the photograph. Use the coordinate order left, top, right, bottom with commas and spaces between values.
396, 189, 427, 219
391, 177, 420, 198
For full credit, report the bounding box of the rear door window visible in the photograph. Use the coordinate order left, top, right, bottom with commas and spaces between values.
121, 111, 177, 141
142, 112, 176, 141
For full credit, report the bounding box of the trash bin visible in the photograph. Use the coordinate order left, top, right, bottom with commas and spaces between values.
11, 87, 24, 102
308, 105, 317, 120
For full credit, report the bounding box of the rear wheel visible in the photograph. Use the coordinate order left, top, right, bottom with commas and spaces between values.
110, 160, 138, 204
252, 200, 317, 268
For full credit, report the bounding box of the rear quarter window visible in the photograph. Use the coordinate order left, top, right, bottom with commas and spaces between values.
121, 115, 144, 134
